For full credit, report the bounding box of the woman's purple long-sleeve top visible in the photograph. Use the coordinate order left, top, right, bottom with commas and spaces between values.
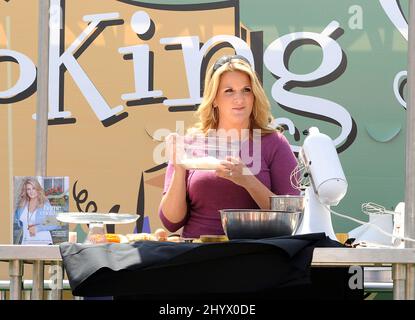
158, 132, 300, 238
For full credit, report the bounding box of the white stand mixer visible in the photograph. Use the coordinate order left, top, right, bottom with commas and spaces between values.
295, 127, 348, 240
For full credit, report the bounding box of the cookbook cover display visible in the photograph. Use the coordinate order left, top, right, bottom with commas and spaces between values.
12, 176, 69, 245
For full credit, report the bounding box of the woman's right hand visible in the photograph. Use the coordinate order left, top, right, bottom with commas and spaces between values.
28, 224, 37, 237
166, 133, 186, 173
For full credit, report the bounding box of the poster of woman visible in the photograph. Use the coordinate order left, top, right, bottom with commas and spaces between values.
13, 176, 69, 245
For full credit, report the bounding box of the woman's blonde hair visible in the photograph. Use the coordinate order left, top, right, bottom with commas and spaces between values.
17, 177, 48, 208
191, 55, 278, 136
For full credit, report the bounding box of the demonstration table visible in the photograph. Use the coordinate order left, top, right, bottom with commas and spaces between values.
1, 245, 415, 300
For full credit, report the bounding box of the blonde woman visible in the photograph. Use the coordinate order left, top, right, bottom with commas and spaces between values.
13, 177, 58, 244
159, 55, 299, 238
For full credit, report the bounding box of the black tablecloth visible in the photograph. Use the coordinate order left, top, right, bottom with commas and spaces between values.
59, 233, 363, 300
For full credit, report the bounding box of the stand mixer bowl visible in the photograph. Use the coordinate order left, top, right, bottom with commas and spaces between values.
269, 195, 305, 213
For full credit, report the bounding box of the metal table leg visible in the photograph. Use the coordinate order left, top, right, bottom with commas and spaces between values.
406, 264, 415, 300
9, 260, 23, 300
32, 261, 44, 300
393, 263, 407, 300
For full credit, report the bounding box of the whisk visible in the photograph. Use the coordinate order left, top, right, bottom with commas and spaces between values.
361, 202, 396, 215
290, 161, 309, 191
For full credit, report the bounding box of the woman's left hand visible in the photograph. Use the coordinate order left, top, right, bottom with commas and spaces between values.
216, 156, 251, 187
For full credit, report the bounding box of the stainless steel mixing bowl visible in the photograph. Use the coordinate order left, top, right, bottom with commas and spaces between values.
220, 209, 303, 240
